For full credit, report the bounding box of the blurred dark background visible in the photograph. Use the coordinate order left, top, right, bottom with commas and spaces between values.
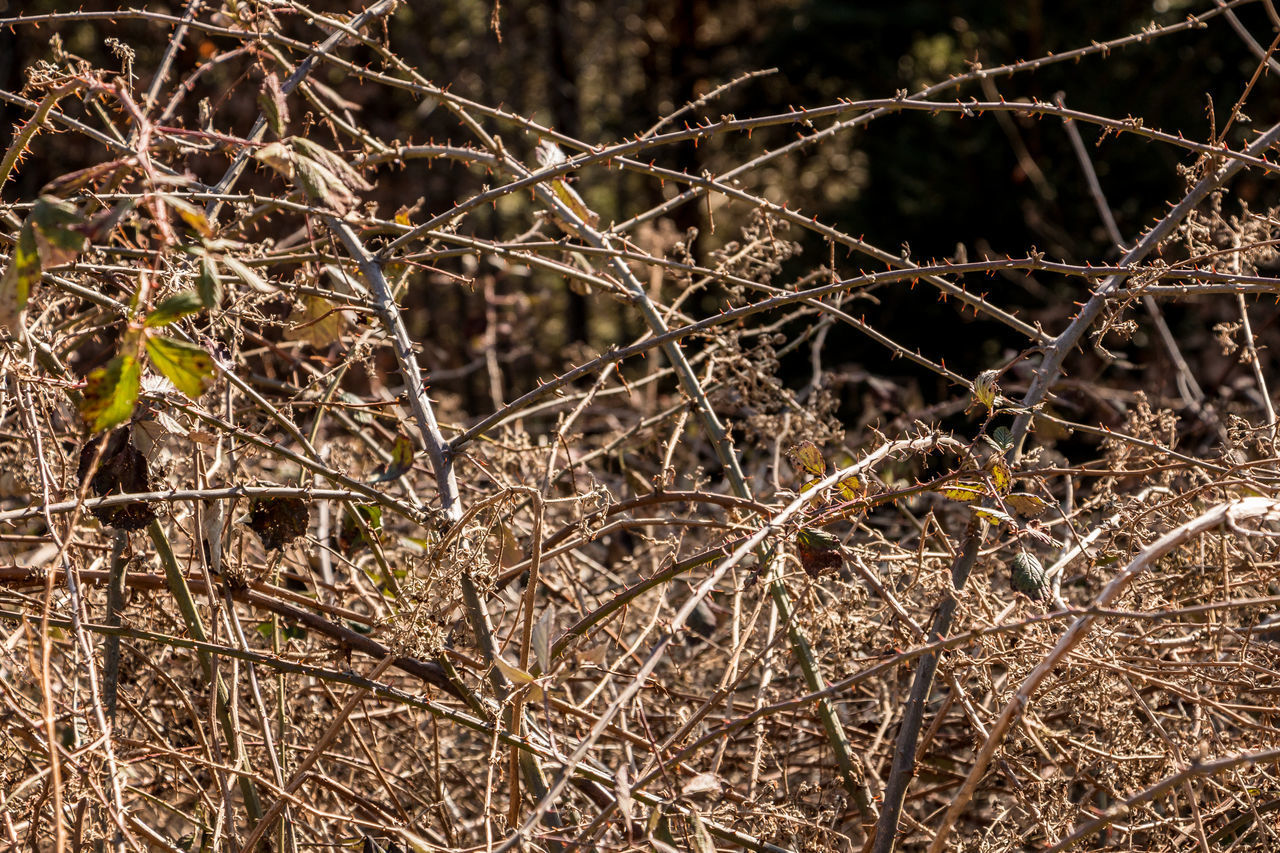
3, 0, 1278, 441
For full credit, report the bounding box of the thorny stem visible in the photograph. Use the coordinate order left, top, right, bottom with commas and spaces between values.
873, 115, 1280, 853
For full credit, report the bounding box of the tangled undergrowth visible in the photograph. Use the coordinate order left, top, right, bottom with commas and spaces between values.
3, 2, 1280, 852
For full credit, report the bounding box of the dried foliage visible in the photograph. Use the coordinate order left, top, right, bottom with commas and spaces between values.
4, 3, 1280, 852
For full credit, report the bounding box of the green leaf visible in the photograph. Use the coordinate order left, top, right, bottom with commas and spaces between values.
30, 195, 86, 265
372, 432, 415, 482
258, 72, 289, 137
144, 334, 215, 399
292, 153, 358, 213
80, 355, 142, 432
0, 221, 39, 330
145, 291, 204, 327
337, 503, 382, 554
196, 254, 221, 308
256, 621, 307, 642
1010, 551, 1048, 601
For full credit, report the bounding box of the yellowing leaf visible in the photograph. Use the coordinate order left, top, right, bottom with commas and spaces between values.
974, 506, 1013, 525
144, 334, 215, 399
972, 369, 1000, 410
80, 355, 142, 433
790, 440, 826, 477
0, 221, 39, 331
284, 294, 349, 346
986, 456, 1013, 495
837, 474, 864, 501
1007, 492, 1051, 517
937, 482, 987, 503
492, 656, 545, 702
161, 194, 212, 237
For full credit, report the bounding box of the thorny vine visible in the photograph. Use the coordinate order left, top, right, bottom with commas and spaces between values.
3, 2, 1280, 852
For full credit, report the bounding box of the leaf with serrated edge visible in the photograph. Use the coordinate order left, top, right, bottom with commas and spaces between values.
80, 355, 142, 432
258, 72, 289, 137
837, 475, 863, 500
144, 334, 214, 399
987, 456, 1013, 495
791, 440, 826, 476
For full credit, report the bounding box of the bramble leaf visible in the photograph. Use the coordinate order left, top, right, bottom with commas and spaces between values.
790, 440, 826, 477
1007, 492, 1050, 517
29, 195, 87, 266
937, 482, 986, 503
196, 253, 221, 308
259, 72, 289, 137
837, 474, 864, 501
145, 291, 203, 327
974, 506, 1013, 525
285, 294, 348, 346
221, 255, 274, 293
161, 194, 212, 237
372, 432, 414, 482
987, 456, 1013, 495
1010, 551, 1048, 601
796, 526, 843, 578
144, 334, 215, 399
80, 354, 142, 433
337, 503, 383, 554
972, 369, 1000, 410
0, 221, 39, 331
492, 656, 545, 702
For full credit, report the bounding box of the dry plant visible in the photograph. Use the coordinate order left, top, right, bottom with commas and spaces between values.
4, 2, 1280, 852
